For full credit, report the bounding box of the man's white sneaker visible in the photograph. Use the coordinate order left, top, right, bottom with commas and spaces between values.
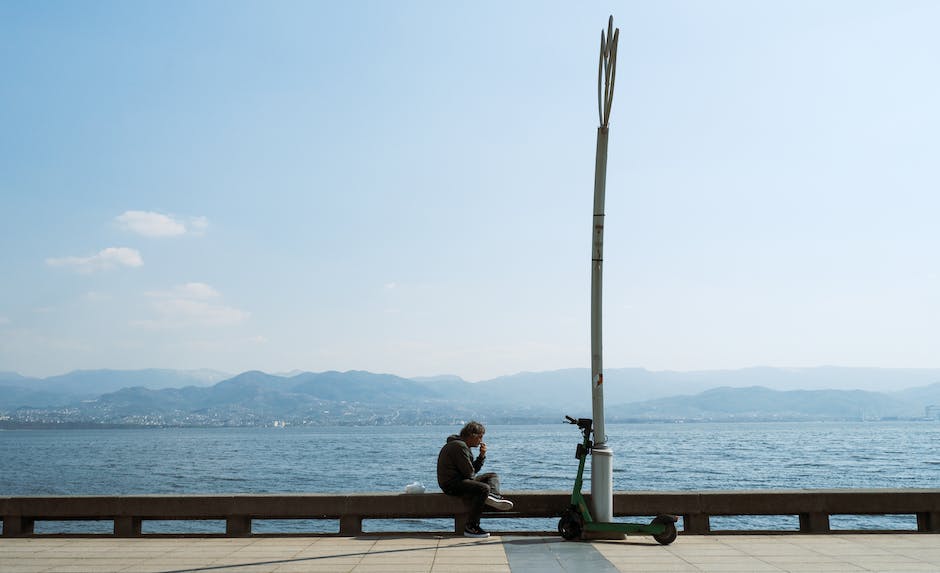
485, 494, 514, 511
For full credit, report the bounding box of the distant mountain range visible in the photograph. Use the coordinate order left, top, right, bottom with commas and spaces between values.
1, 367, 939, 426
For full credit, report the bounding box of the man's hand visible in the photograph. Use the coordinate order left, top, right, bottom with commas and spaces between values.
479, 442, 487, 456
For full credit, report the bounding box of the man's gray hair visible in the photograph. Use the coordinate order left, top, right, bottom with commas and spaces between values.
459, 421, 485, 438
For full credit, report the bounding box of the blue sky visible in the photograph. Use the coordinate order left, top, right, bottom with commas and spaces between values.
2, 1, 938, 381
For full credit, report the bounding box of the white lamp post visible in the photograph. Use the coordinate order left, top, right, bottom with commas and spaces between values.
590, 15, 619, 524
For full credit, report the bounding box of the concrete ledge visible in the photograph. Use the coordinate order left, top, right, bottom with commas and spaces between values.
2, 489, 939, 537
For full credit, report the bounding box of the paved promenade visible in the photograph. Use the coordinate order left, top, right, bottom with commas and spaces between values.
1, 534, 939, 573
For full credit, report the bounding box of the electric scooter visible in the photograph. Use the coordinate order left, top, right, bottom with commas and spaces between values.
558, 415, 678, 544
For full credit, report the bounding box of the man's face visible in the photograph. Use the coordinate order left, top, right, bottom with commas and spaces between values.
464, 432, 484, 448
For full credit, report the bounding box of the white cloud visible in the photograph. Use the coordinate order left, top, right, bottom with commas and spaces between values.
188, 216, 209, 236
178, 282, 219, 299
146, 282, 220, 300
116, 210, 185, 237
150, 299, 248, 327
132, 282, 248, 329
46, 247, 143, 273
115, 210, 209, 237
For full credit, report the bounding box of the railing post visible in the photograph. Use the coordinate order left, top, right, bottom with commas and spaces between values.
683, 514, 710, 534
917, 512, 940, 533
454, 513, 468, 534
226, 516, 251, 537
114, 517, 142, 537
2, 516, 34, 537
339, 515, 362, 536
799, 512, 830, 533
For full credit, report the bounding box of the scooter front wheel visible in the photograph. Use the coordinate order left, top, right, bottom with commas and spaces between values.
558, 508, 583, 540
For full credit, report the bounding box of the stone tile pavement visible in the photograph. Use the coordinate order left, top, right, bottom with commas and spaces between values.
1, 534, 938, 573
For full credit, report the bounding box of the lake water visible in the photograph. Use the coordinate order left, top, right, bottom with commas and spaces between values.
2, 421, 938, 534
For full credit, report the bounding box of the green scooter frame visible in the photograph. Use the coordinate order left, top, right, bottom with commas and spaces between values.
558, 416, 678, 544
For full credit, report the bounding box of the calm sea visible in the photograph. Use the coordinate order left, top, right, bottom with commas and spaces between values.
2, 422, 938, 534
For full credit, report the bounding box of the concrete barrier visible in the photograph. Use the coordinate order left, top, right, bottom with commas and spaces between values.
2, 489, 938, 537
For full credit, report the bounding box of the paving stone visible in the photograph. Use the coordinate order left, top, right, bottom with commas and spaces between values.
3, 534, 940, 572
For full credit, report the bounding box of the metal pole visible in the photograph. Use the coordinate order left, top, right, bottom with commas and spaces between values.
590, 15, 619, 524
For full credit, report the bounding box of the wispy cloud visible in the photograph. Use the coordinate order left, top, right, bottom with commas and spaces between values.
132, 282, 248, 329
187, 216, 209, 236
46, 247, 143, 273
145, 282, 220, 300
115, 210, 208, 237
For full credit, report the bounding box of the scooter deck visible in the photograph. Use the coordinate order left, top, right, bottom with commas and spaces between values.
584, 521, 669, 535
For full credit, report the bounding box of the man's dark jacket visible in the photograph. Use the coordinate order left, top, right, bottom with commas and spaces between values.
437, 434, 485, 492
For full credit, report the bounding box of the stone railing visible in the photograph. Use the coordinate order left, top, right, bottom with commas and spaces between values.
2, 489, 938, 537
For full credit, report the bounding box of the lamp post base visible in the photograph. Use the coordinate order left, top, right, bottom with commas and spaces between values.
590, 445, 614, 522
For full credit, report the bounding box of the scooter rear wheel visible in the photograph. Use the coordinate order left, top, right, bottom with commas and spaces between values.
558, 508, 583, 540
652, 521, 678, 545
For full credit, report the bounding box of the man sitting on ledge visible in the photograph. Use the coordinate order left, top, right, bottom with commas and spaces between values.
436, 420, 514, 538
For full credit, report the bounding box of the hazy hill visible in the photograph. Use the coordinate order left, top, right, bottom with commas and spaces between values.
895, 382, 940, 405
41, 368, 230, 394
290, 370, 446, 402
1, 368, 228, 395
93, 386, 208, 416
608, 384, 940, 421
0, 385, 71, 409
0, 369, 231, 409
75, 370, 474, 423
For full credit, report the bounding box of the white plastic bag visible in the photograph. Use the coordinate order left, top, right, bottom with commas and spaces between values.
404, 481, 426, 494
